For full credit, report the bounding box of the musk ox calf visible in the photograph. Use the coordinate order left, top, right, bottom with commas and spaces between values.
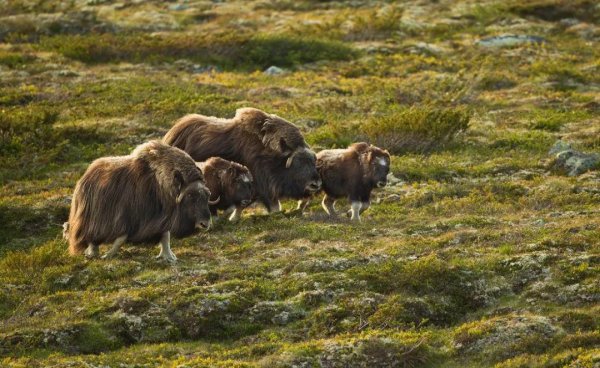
298, 142, 391, 222
66, 140, 214, 262
163, 107, 321, 212
197, 157, 254, 221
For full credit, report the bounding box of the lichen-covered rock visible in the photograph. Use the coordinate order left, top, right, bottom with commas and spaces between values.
247, 301, 305, 326
107, 306, 179, 343
500, 253, 554, 291
260, 334, 431, 368
551, 149, 600, 176
454, 314, 563, 360
1, 322, 121, 355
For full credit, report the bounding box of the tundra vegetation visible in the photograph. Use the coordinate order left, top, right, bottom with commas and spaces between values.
0, 0, 599, 367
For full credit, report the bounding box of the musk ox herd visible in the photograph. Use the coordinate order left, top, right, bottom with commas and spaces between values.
64, 108, 391, 262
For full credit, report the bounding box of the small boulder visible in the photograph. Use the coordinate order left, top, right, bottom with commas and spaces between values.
548, 139, 572, 155
476, 35, 545, 48
264, 66, 285, 76
552, 149, 599, 176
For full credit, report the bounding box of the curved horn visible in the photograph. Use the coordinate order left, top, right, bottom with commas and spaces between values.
177, 181, 201, 203
208, 196, 220, 205
286, 147, 305, 168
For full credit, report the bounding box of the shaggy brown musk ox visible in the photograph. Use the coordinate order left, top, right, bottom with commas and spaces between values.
298, 142, 391, 221
163, 108, 321, 212
197, 157, 254, 221
65, 140, 215, 262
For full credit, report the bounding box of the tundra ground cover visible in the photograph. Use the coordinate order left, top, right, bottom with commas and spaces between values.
0, 0, 599, 367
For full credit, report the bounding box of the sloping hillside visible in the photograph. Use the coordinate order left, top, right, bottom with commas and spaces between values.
0, 0, 599, 367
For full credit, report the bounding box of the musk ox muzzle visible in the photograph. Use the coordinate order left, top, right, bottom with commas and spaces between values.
306, 179, 322, 193
376, 180, 387, 188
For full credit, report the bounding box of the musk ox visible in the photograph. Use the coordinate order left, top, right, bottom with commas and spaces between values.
163, 107, 321, 212
298, 142, 391, 222
197, 157, 254, 221
66, 140, 215, 262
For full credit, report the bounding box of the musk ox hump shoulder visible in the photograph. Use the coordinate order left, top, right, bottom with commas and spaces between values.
348, 142, 371, 153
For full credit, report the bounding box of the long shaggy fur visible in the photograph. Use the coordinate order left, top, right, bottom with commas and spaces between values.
316, 142, 391, 202
67, 140, 203, 255
163, 108, 320, 210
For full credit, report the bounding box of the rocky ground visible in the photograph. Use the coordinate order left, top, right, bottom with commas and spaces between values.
0, 0, 599, 367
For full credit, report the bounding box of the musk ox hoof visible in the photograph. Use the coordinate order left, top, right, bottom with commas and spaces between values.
84, 245, 99, 259
156, 252, 177, 263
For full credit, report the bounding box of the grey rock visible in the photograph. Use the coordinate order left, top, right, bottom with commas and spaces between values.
405, 42, 446, 56
168, 4, 189, 11
476, 35, 545, 48
553, 149, 599, 176
264, 66, 285, 75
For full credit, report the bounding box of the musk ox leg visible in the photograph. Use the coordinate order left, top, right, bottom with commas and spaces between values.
156, 231, 177, 263
270, 200, 282, 213
228, 205, 244, 222
297, 199, 310, 212
360, 201, 370, 214
322, 195, 337, 217
101, 235, 127, 259
349, 201, 362, 222
84, 243, 99, 259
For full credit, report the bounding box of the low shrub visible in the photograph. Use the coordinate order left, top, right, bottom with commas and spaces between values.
0, 106, 111, 182
309, 106, 470, 153
39, 32, 358, 69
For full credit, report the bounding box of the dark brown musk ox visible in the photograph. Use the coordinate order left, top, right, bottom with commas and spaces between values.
298, 142, 391, 222
65, 140, 216, 263
197, 157, 254, 221
163, 107, 322, 212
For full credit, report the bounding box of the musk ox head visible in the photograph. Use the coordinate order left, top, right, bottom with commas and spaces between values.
354, 143, 391, 188
281, 147, 322, 196
172, 181, 215, 238
236, 107, 308, 156
219, 162, 255, 208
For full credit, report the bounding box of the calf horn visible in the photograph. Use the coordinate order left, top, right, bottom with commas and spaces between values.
208, 196, 220, 205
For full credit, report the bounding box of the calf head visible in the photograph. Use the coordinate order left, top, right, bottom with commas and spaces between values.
357, 143, 391, 188
220, 163, 255, 208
